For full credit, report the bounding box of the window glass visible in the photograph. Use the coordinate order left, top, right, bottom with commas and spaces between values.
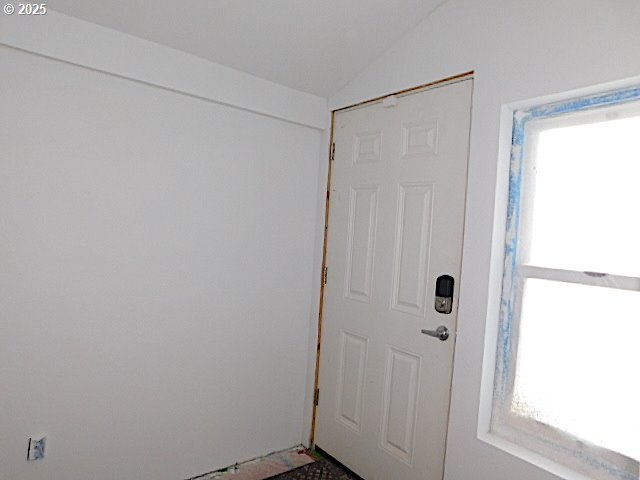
528, 115, 640, 277
513, 278, 640, 461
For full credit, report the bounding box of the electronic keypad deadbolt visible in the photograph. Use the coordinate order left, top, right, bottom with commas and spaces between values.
434, 275, 454, 314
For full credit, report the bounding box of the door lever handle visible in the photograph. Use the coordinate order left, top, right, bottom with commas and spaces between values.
421, 325, 449, 341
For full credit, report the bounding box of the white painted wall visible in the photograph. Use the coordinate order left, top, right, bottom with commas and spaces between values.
0, 11, 327, 130
0, 40, 323, 480
5, 2, 640, 479
329, 1, 640, 480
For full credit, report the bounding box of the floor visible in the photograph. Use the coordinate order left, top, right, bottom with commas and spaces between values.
192, 448, 312, 480
269, 459, 358, 480
191, 448, 358, 480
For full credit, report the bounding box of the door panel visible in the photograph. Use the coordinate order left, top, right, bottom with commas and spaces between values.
316, 79, 472, 480
380, 346, 421, 464
391, 183, 434, 316
345, 186, 379, 303
336, 331, 368, 432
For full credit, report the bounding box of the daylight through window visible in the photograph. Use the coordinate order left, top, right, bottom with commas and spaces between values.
492, 87, 640, 480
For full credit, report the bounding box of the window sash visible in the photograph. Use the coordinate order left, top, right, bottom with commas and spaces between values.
519, 265, 640, 292
495, 267, 640, 480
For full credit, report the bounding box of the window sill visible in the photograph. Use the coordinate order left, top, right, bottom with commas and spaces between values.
478, 430, 598, 480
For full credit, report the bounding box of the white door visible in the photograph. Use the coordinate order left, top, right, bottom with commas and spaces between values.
315, 79, 472, 480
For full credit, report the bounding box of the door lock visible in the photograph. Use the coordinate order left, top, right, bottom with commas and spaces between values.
434, 275, 454, 314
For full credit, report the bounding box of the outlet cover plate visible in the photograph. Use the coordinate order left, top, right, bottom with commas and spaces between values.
27, 436, 46, 461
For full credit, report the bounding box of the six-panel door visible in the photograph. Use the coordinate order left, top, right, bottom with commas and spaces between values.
316, 79, 473, 480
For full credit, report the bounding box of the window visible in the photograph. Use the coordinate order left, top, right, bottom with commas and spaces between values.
492, 86, 640, 480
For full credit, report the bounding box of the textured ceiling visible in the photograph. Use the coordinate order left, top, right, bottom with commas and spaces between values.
51, 0, 446, 97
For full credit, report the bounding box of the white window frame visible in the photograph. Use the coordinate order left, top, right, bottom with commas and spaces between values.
491, 85, 640, 480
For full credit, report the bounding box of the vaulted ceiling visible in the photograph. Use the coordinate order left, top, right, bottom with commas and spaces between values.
50, 0, 446, 97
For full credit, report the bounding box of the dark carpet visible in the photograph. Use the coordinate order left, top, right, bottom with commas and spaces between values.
268, 459, 358, 480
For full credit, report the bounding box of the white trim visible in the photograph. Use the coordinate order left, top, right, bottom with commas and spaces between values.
0, 11, 328, 130
493, 75, 640, 116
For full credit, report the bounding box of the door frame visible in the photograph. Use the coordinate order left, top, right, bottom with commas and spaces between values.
310, 71, 475, 446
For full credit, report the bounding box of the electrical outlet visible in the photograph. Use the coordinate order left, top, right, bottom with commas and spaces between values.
27, 436, 46, 461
